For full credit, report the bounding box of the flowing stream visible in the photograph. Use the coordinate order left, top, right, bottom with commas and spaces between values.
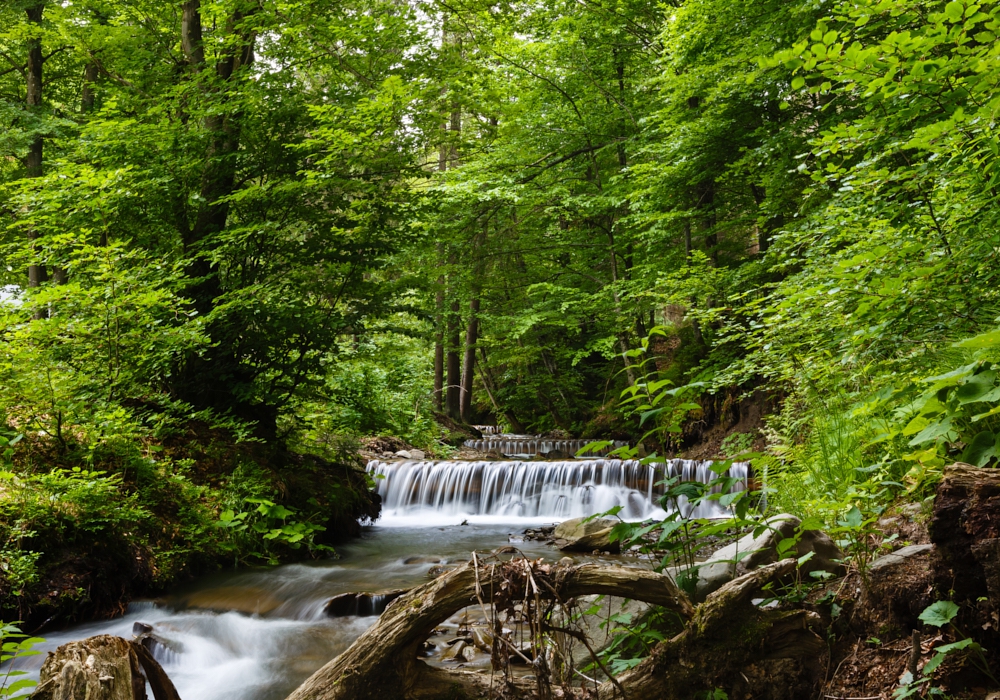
14, 454, 746, 700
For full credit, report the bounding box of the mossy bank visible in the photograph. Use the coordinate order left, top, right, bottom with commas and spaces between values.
0, 426, 380, 632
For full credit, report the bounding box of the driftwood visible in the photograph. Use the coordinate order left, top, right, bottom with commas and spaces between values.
31, 634, 182, 700
284, 557, 824, 700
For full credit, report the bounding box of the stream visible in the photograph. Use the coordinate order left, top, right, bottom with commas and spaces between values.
17, 451, 746, 700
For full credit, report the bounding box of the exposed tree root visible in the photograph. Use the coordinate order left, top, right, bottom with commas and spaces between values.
284, 557, 823, 700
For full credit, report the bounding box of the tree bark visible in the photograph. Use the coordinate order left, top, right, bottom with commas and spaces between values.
433, 276, 444, 412
25, 2, 46, 293
459, 296, 479, 422
931, 462, 1000, 604
445, 297, 461, 419
30, 634, 181, 700
282, 558, 824, 700
283, 559, 693, 700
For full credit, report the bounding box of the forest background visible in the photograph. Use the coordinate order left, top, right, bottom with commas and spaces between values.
1, 0, 1000, 631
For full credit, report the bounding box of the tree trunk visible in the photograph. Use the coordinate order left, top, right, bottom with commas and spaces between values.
25, 2, 45, 294
30, 634, 181, 700
459, 297, 479, 422
931, 462, 1000, 604
282, 559, 694, 700
433, 277, 444, 412
282, 558, 823, 700
445, 298, 461, 419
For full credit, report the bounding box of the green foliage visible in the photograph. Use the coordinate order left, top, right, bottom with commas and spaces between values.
0, 622, 43, 699
896, 599, 997, 697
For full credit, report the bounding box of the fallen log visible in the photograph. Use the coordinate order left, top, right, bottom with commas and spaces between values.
31, 634, 182, 700
596, 559, 825, 699
283, 559, 693, 700
284, 557, 823, 700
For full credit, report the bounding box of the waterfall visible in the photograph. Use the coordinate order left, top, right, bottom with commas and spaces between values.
369, 459, 748, 525
463, 437, 629, 458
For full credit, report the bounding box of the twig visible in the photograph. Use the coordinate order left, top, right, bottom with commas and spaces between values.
908, 629, 920, 680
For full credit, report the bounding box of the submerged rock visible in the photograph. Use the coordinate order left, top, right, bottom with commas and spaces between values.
324, 590, 406, 617
553, 517, 621, 553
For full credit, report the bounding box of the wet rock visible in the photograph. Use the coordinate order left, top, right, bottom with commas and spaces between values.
553, 517, 621, 553
402, 556, 442, 565
542, 448, 571, 459
324, 590, 406, 617
523, 525, 555, 542
178, 585, 283, 615
131, 622, 153, 636
687, 514, 844, 602
394, 450, 412, 459
427, 565, 458, 579
869, 544, 933, 571
470, 625, 493, 652
442, 640, 475, 662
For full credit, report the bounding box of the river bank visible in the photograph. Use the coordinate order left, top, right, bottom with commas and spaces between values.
0, 428, 381, 632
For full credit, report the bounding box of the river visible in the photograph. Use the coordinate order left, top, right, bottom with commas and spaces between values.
16, 455, 746, 700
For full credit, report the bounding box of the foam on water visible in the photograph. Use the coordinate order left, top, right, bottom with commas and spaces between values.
370, 458, 748, 526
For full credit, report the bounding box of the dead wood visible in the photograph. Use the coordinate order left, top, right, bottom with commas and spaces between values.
595, 559, 825, 699
31, 634, 181, 700
283, 557, 824, 700
283, 559, 692, 700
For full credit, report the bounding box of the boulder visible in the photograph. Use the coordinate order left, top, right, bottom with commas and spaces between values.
410, 449, 425, 460
553, 517, 621, 553
394, 450, 412, 459
685, 514, 844, 601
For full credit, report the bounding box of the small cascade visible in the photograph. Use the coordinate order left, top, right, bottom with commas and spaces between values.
472, 424, 503, 435
463, 437, 629, 458
370, 458, 748, 524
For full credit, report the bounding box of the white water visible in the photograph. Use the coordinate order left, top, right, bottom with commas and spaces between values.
11, 452, 747, 700
371, 458, 748, 526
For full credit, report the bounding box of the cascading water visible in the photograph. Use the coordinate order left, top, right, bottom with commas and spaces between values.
370, 458, 748, 525
462, 437, 629, 458
14, 442, 749, 700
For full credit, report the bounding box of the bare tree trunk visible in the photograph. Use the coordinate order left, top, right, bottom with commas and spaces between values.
445, 297, 461, 419
459, 297, 479, 422
433, 276, 444, 412
282, 559, 693, 700
25, 2, 46, 298
282, 558, 823, 700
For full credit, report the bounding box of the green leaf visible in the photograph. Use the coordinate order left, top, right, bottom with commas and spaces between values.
840, 505, 863, 529
944, 1, 966, 22
791, 76, 806, 90
954, 329, 1000, 348
959, 431, 996, 467
919, 600, 960, 627
908, 418, 953, 446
